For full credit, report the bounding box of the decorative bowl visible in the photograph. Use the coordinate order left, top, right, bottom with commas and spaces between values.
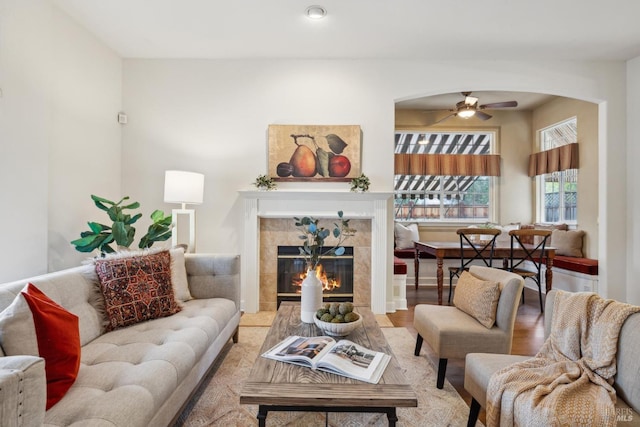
313, 311, 362, 337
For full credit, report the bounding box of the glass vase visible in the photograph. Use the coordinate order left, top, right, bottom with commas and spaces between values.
300, 268, 323, 323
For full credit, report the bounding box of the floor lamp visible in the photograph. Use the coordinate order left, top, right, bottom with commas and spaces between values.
164, 170, 204, 253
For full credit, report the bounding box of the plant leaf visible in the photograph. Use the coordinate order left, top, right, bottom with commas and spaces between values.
88, 222, 105, 233
121, 201, 140, 210
150, 210, 164, 222
126, 213, 142, 225
112, 221, 129, 245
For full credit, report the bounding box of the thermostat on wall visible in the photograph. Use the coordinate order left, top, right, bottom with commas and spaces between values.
117, 112, 128, 124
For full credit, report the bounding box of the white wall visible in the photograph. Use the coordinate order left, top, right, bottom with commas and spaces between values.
532, 98, 599, 258
0, 2, 634, 305
122, 59, 629, 304
627, 56, 640, 305
48, 6, 122, 272
0, 0, 122, 281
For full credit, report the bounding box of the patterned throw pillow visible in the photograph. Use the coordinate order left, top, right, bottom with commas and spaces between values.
453, 271, 501, 329
95, 250, 181, 330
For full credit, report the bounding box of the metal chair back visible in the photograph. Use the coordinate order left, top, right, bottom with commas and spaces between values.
456, 228, 501, 271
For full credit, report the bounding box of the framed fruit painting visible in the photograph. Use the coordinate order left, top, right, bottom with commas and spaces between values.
268, 124, 361, 181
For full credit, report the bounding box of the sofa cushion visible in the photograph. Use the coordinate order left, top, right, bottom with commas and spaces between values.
453, 271, 501, 329
520, 223, 568, 245
22, 284, 80, 409
551, 229, 585, 257
170, 247, 192, 302
0, 284, 81, 409
0, 285, 40, 356
44, 297, 238, 426
394, 222, 419, 249
95, 250, 181, 331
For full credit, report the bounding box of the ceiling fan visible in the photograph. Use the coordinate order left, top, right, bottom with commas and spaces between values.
430, 92, 518, 124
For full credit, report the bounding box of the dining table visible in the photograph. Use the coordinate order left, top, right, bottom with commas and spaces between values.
413, 241, 556, 305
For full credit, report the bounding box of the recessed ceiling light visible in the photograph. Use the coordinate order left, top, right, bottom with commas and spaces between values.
305, 5, 327, 20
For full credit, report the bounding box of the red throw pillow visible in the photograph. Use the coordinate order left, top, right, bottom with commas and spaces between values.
95, 250, 181, 330
22, 283, 81, 410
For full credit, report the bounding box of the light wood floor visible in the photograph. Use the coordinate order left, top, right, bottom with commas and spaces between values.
386, 285, 546, 425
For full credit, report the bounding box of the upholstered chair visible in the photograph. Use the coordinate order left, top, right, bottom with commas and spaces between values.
413, 266, 524, 389
464, 290, 640, 426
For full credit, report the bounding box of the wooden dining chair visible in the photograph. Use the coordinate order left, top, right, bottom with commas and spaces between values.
508, 229, 552, 312
448, 228, 501, 303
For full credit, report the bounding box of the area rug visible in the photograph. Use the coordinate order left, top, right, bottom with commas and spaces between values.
174, 327, 482, 426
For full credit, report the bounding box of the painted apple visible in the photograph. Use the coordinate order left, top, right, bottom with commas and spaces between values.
329, 155, 351, 177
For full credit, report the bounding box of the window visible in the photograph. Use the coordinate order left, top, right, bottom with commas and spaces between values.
394, 131, 497, 223
537, 118, 578, 223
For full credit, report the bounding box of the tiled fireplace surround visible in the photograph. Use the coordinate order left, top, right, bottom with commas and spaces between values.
239, 190, 394, 314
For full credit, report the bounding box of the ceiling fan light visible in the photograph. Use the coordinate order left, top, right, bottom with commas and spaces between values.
465, 95, 479, 106
458, 109, 476, 119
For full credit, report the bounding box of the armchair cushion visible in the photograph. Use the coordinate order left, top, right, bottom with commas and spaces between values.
453, 271, 501, 328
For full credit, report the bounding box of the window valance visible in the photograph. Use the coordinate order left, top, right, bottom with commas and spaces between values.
527, 142, 579, 177
394, 154, 501, 177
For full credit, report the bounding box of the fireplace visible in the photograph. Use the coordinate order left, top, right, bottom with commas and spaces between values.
276, 246, 354, 306
239, 190, 394, 314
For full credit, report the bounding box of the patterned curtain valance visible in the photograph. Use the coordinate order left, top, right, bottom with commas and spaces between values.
394, 154, 501, 176
528, 142, 579, 177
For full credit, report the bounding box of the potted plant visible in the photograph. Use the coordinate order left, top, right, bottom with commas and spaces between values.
294, 211, 356, 323
253, 174, 277, 191
71, 195, 172, 255
350, 173, 370, 192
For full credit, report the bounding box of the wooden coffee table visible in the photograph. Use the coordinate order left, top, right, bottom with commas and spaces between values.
239, 302, 417, 426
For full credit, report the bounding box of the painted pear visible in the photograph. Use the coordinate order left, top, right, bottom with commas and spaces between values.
289, 144, 317, 177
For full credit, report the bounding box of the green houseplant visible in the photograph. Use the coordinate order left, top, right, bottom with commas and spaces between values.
253, 174, 277, 191
350, 173, 370, 192
71, 195, 172, 255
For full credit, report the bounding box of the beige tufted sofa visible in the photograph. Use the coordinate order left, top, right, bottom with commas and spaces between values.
0, 253, 241, 427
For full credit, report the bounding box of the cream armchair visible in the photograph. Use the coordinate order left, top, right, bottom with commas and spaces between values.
413, 266, 524, 389
464, 290, 640, 426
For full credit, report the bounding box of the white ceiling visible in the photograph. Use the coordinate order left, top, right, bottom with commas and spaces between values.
52, 0, 640, 61
51, 0, 636, 111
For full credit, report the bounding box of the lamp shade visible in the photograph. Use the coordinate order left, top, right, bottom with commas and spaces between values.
164, 170, 204, 205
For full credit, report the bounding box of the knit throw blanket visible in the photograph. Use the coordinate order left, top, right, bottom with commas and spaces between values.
486, 290, 640, 427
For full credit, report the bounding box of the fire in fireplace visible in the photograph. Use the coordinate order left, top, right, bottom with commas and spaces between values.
277, 246, 354, 307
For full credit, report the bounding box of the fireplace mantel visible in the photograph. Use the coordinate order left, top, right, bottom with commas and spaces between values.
239, 190, 394, 314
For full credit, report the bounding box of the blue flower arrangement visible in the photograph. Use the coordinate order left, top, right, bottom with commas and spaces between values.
294, 211, 356, 270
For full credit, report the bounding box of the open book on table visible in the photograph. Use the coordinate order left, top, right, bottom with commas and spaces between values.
262, 335, 391, 384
